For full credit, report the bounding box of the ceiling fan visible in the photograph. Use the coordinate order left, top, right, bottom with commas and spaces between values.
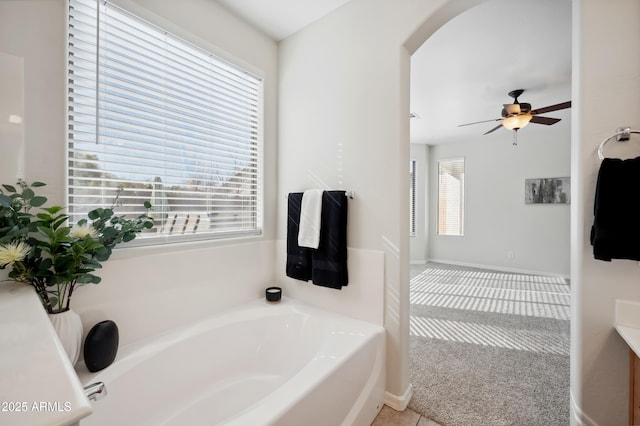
458, 89, 571, 144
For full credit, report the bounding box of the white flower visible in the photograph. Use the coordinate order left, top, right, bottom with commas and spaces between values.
70, 224, 99, 239
11, 197, 24, 210
0, 241, 30, 267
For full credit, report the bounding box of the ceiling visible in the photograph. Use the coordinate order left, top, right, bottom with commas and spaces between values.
215, 0, 572, 146
410, 0, 572, 145
216, 0, 351, 41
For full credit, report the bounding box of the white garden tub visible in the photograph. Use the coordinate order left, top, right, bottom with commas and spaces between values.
76, 297, 385, 426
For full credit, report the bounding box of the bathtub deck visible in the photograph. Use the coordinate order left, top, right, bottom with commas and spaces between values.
76, 297, 385, 426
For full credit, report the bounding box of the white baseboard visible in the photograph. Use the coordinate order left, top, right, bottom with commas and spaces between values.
410, 260, 427, 265
570, 390, 600, 426
427, 258, 570, 280
384, 383, 413, 411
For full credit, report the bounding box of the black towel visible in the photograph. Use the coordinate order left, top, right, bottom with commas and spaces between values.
286, 192, 313, 281
590, 156, 640, 261
312, 191, 348, 289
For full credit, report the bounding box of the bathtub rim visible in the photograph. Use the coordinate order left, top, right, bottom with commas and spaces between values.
75, 296, 385, 386
75, 296, 386, 425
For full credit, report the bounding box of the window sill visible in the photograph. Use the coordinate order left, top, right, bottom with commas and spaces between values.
106, 231, 265, 261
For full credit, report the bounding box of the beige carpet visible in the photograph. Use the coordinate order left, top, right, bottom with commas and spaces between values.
408, 263, 570, 426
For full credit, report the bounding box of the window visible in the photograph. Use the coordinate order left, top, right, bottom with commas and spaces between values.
409, 159, 416, 236
67, 0, 263, 244
438, 158, 464, 236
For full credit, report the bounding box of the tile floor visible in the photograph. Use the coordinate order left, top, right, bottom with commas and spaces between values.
371, 405, 442, 426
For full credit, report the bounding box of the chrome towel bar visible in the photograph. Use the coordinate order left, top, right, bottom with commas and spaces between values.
598, 127, 640, 160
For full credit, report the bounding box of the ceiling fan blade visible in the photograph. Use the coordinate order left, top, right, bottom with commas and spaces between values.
530, 101, 571, 115
483, 124, 503, 135
530, 116, 561, 125
458, 118, 500, 127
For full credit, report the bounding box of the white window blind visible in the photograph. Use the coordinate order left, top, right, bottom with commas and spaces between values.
409, 159, 416, 236
67, 0, 263, 243
438, 158, 464, 236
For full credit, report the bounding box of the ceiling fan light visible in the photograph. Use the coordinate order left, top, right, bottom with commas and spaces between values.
503, 104, 521, 115
502, 113, 532, 131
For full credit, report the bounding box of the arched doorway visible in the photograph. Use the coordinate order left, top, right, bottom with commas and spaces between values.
403, 1, 571, 424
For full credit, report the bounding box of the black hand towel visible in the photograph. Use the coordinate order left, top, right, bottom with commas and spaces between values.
591, 156, 640, 261
286, 192, 312, 281
312, 191, 348, 289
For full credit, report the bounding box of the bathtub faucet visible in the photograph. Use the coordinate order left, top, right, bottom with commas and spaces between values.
84, 382, 107, 402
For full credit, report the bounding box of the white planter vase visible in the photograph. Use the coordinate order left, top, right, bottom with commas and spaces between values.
49, 308, 83, 366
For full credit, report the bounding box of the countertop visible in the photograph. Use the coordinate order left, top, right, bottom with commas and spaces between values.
615, 299, 640, 357
0, 281, 92, 426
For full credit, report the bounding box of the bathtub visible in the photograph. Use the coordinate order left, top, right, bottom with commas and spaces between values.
76, 297, 386, 425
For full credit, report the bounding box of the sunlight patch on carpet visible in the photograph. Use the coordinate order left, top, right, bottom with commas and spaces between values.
410, 267, 570, 320
410, 315, 569, 355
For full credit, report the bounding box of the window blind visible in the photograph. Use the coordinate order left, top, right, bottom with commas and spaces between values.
438, 158, 464, 236
409, 159, 416, 236
67, 0, 263, 242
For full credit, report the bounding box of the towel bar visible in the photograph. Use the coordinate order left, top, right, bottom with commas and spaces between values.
285, 191, 354, 199
598, 127, 640, 160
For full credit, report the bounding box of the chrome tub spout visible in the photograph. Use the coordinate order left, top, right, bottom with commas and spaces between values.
84, 382, 107, 402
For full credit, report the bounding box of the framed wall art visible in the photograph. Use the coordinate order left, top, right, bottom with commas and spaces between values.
525, 177, 570, 204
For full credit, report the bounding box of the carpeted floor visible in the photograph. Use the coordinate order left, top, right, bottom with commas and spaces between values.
408, 263, 570, 426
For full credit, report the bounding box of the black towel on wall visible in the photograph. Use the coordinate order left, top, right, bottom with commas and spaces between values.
286, 192, 313, 281
590, 156, 640, 261
312, 191, 348, 289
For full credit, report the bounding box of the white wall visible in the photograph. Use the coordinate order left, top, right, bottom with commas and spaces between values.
0, 51, 25, 184
0, 0, 279, 343
74, 240, 276, 347
425, 120, 571, 277
0, 0, 67, 205
571, 1, 640, 425
277, 0, 489, 405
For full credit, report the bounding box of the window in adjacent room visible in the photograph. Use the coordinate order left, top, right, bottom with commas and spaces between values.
438, 158, 464, 236
67, 0, 263, 244
410, 159, 416, 237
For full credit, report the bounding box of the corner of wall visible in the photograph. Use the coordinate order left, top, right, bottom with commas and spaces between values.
570, 390, 600, 426
384, 384, 413, 412
273, 240, 385, 326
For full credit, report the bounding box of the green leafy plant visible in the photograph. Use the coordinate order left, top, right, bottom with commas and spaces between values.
0, 180, 153, 313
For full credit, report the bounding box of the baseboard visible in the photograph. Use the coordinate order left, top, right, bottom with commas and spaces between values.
570, 390, 600, 426
384, 383, 413, 411
427, 258, 570, 280
410, 260, 427, 265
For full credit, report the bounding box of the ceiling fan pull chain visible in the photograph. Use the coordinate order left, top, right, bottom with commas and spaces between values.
513, 129, 518, 146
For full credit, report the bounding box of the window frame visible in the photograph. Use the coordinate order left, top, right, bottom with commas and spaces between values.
66, 0, 265, 246
437, 157, 465, 237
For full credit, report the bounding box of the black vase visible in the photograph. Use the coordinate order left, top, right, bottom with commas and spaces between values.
84, 320, 119, 372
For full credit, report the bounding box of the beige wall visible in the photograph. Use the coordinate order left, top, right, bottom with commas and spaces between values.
571, 1, 640, 424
